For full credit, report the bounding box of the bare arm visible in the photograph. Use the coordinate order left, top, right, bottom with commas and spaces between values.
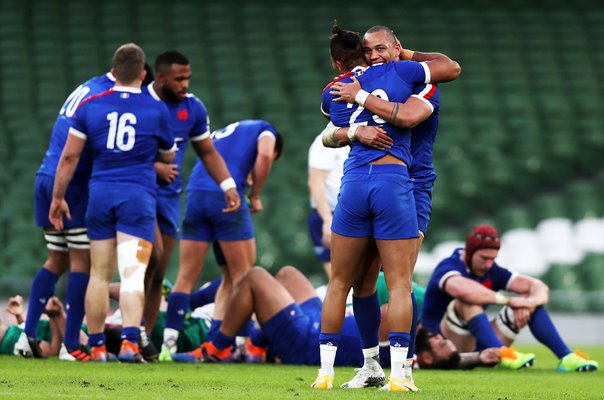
191, 139, 241, 213
6, 296, 25, 325
408, 50, 461, 83
330, 76, 433, 128
458, 348, 501, 369
507, 275, 549, 308
249, 135, 277, 213
444, 275, 509, 306
321, 121, 392, 150
42, 297, 66, 356
49, 132, 86, 230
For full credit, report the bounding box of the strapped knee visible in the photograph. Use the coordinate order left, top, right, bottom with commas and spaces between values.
118, 239, 152, 294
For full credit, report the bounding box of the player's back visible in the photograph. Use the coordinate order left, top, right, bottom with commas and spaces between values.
322, 61, 427, 172
72, 88, 173, 192
410, 85, 440, 182
188, 119, 277, 192
38, 73, 115, 181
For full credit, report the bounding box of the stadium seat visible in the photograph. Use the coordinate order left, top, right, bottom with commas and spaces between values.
536, 218, 584, 265
498, 228, 548, 276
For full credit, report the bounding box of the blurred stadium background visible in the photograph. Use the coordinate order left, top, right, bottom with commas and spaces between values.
0, 0, 602, 317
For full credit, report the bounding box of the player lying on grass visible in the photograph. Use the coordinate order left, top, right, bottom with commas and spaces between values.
421, 224, 599, 373
169, 266, 541, 380
5, 295, 83, 358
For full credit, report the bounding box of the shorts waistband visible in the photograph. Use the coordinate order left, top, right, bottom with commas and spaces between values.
346, 164, 408, 175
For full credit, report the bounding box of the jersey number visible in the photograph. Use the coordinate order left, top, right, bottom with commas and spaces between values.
60, 85, 91, 117
106, 112, 137, 151
348, 89, 388, 125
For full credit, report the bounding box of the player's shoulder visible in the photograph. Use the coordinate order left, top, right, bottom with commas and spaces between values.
84, 72, 116, 91
323, 71, 354, 92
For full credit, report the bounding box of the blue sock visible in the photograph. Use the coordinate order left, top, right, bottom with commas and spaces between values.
467, 313, 504, 349
88, 332, 106, 347
206, 319, 222, 342
408, 292, 419, 359
24, 268, 59, 338
165, 292, 190, 331
319, 333, 340, 347
389, 331, 411, 348
63, 272, 89, 351
212, 331, 235, 350
189, 277, 222, 309
237, 319, 253, 337
121, 326, 140, 345
528, 306, 572, 359
352, 292, 380, 349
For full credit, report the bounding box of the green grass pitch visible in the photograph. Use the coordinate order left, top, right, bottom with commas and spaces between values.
0, 345, 602, 399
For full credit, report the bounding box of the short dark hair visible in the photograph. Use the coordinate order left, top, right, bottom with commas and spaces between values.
330, 21, 365, 71
274, 133, 284, 160
155, 51, 190, 74
142, 62, 154, 86
415, 327, 461, 370
112, 43, 145, 84
364, 25, 398, 46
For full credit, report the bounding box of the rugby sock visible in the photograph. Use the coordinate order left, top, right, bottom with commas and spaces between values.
352, 292, 380, 350
389, 332, 410, 381
189, 277, 222, 309
467, 313, 504, 349
121, 326, 140, 345
166, 292, 190, 331
319, 333, 340, 377
213, 331, 235, 351
206, 319, 222, 341
24, 268, 59, 338
88, 332, 106, 347
237, 319, 253, 338
63, 272, 89, 351
528, 306, 572, 359
406, 292, 419, 381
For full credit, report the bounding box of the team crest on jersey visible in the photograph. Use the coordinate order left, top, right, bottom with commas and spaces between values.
177, 108, 189, 121
481, 278, 493, 289
120, 93, 129, 99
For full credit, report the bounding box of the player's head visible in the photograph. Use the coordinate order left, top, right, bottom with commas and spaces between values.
464, 224, 501, 276
112, 43, 146, 86
363, 25, 400, 65
415, 327, 461, 369
329, 21, 366, 74
154, 50, 192, 102
142, 62, 155, 86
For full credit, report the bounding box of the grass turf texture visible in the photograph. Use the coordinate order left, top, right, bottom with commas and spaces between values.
0, 345, 602, 399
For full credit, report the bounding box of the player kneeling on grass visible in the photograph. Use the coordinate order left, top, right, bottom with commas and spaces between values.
421, 224, 599, 372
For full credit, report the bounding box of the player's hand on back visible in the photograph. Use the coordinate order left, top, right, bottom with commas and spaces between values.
155, 162, 179, 183
355, 126, 393, 150
222, 189, 241, 213
330, 76, 362, 103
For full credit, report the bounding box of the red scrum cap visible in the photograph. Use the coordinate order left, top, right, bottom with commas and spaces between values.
465, 225, 501, 267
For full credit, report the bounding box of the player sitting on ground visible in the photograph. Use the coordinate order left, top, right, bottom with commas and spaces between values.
421, 224, 599, 372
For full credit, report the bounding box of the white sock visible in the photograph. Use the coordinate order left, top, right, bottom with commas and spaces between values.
140, 326, 150, 347
390, 346, 409, 381
319, 344, 338, 377
405, 358, 414, 383
362, 345, 380, 368
163, 328, 179, 352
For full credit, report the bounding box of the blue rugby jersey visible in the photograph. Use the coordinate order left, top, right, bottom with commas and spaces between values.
37, 73, 116, 182
421, 248, 515, 333
187, 119, 278, 193
410, 84, 440, 183
321, 61, 429, 173
145, 83, 210, 195
69, 87, 175, 193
